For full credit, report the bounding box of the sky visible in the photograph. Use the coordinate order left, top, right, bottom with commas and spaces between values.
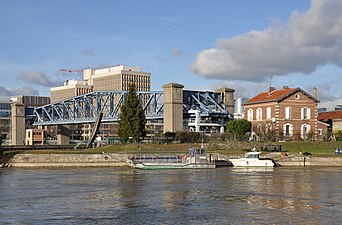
1, 0, 341, 110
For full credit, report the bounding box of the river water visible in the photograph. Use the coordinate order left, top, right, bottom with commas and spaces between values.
1, 167, 342, 225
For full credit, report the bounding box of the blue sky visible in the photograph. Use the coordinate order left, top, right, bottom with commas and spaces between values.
1, 0, 341, 110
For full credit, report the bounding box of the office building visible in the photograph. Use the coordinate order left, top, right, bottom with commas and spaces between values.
51, 79, 93, 103
84, 65, 150, 92
0, 102, 11, 144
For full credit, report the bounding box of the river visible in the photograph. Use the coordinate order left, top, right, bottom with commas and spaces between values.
1, 167, 342, 225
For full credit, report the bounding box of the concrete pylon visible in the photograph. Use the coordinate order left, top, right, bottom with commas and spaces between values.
11, 102, 26, 145
163, 82, 184, 133
215, 87, 235, 115
57, 125, 70, 145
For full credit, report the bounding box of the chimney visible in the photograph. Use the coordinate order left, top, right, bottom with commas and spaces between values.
283, 86, 289, 89
269, 87, 276, 93
313, 87, 318, 98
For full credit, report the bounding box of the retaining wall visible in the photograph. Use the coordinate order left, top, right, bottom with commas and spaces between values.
7, 153, 130, 167
276, 156, 342, 166
6, 153, 342, 167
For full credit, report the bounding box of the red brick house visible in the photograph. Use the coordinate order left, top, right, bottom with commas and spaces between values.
318, 110, 342, 133
244, 87, 327, 141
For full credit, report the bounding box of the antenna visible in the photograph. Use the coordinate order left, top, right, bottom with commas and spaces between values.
269, 75, 273, 89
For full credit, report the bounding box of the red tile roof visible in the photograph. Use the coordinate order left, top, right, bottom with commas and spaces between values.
318, 111, 342, 122
244, 87, 318, 105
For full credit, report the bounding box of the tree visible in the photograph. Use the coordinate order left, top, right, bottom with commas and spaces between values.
118, 83, 146, 143
226, 119, 252, 141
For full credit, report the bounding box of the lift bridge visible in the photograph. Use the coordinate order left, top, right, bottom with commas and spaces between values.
33, 90, 232, 126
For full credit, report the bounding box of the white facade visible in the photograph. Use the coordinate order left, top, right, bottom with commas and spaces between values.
234, 97, 247, 119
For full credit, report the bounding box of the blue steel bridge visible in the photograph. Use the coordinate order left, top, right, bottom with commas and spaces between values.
33, 90, 232, 126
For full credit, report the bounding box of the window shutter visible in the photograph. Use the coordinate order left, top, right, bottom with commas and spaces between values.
301, 108, 304, 119
289, 124, 293, 136
307, 108, 311, 119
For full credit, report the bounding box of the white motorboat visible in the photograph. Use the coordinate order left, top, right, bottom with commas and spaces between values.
229, 152, 274, 167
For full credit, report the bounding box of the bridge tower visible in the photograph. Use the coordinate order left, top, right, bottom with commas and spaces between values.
215, 87, 235, 115
11, 102, 25, 145
163, 82, 184, 133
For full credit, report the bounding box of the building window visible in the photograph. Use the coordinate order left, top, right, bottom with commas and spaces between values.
301, 124, 311, 139
301, 107, 311, 120
318, 129, 323, 136
283, 123, 293, 136
266, 107, 272, 119
247, 109, 253, 121
294, 93, 300, 100
285, 107, 292, 120
256, 108, 262, 120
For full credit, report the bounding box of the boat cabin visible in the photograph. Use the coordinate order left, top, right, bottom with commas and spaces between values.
189, 147, 208, 164
244, 152, 261, 159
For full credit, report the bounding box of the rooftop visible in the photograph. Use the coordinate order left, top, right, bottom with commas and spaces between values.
318, 110, 342, 122
245, 87, 319, 105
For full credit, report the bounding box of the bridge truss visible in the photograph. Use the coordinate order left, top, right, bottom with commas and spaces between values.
33, 90, 233, 127
33, 91, 164, 125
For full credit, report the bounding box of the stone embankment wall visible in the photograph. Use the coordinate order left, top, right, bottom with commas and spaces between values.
5, 153, 342, 167
7, 153, 130, 167
276, 156, 342, 166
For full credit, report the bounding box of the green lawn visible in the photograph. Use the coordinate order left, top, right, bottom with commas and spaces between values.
2, 141, 342, 157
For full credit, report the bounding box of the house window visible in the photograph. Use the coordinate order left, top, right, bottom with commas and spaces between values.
301, 124, 311, 139
318, 129, 323, 136
285, 107, 292, 120
301, 107, 311, 120
256, 108, 262, 120
283, 123, 293, 136
266, 107, 272, 119
247, 109, 253, 121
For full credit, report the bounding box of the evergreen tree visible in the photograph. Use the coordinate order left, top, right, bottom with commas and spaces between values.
118, 83, 146, 142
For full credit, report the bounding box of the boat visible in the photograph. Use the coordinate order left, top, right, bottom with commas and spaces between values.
229, 152, 274, 167
127, 147, 216, 170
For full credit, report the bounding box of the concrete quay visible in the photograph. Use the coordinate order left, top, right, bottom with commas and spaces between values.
6, 153, 130, 167
276, 155, 342, 167
4, 153, 342, 167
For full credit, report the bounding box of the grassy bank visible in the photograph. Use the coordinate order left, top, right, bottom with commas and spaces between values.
2, 141, 341, 157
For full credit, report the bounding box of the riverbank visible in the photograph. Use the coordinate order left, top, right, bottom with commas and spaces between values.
3, 153, 129, 167
4, 152, 342, 167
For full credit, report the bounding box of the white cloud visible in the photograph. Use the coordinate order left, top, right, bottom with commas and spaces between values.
0, 86, 39, 100
18, 71, 60, 87
190, 0, 342, 82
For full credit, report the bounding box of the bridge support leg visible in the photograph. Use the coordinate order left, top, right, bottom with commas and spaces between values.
163, 82, 184, 133
57, 125, 70, 145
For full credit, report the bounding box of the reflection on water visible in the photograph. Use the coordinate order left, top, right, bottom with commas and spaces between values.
1, 167, 342, 224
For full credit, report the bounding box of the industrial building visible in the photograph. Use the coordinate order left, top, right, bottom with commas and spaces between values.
10, 95, 50, 145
